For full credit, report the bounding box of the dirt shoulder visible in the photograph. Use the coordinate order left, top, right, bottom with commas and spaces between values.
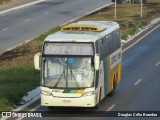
0, 0, 16, 5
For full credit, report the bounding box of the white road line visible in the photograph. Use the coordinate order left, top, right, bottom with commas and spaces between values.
59, 6, 64, 9
0, 0, 46, 15
155, 61, 160, 67
106, 104, 116, 111
13, 95, 40, 111
24, 19, 31, 22
123, 23, 160, 53
42, 12, 48, 15
1, 27, 8, 31
134, 79, 142, 86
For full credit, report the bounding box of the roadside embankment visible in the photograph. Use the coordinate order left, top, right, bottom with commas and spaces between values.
0, 0, 15, 5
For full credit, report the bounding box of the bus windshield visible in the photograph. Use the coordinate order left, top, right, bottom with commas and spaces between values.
42, 57, 94, 88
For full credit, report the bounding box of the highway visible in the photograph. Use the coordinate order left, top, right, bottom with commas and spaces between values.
2, 0, 160, 119
0, 0, 111, 52
12, 23, 160, 120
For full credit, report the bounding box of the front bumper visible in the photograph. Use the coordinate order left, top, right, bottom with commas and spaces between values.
41, 94, 96, 107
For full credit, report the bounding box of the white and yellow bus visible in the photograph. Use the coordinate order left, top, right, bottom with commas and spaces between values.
34, 21, 122, 108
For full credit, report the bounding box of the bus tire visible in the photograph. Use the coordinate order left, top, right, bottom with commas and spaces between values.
108, 80, 116, 97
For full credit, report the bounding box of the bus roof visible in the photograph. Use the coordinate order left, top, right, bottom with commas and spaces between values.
45, 21, 119, 43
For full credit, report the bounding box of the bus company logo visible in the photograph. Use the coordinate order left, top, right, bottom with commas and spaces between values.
110, 48, 122, 69
2, 112, 42, 118
2, 112, 11, 117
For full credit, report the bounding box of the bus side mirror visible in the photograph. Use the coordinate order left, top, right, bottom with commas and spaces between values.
94, 54, 99, 70
34, 53, 41, 70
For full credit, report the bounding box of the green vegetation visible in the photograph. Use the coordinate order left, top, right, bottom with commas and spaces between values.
0, 64, 39, 111
0, 0, 13, 5
120, 19, 149, 40
33, 27, 61, 42
0, 27, 60, 112
0, 98, 10, 111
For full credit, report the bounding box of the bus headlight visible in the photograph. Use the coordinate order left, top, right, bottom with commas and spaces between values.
81, 91, 95, 97
41, 90, 52, 96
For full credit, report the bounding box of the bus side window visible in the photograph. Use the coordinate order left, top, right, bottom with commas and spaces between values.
114, 31, 117, 51
95, 41, 99, 54
114, 30, 121, 50
100, 37, 107, 60
117, 30, 121, 48
107, 34, 112, 55
98, 39, 103, 60
102, 37, 106, 59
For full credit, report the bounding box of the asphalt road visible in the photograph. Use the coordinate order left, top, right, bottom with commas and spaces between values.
0, 0, 111, 52
16, 23, 160, 120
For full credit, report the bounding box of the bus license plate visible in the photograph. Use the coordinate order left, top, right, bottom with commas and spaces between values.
63, 100, 71, 103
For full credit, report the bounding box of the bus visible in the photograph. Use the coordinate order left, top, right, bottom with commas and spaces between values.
34, 21, 122, 108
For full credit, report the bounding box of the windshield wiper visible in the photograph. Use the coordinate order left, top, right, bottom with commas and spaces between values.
54, 71, 65, 88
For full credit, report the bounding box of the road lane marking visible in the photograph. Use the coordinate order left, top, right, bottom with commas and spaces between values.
1, 27, 8, 31
106, 104, 116, 111
155, 61, 160, 67
134, 79, 142, 86
43, 12, 48, 15
0, 0, 46, 15
59, 6, 64, 9
14, 94, 40, 111
123, 23, 160, 53
24, 19, 31, 22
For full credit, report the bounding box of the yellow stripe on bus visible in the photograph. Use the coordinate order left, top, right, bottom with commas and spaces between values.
77, 90, 84, 94
118, 63, 121, 82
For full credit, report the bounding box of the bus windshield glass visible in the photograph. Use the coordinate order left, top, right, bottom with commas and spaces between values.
42, 57, 94, 88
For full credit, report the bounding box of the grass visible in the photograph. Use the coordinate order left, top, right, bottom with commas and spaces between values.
0, 2, 160, 112
80, 3, 160, 40
0, 98, 10, 111
0, 27, 60, 112
0, 0, 14, 5
0, 64, 40, 111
